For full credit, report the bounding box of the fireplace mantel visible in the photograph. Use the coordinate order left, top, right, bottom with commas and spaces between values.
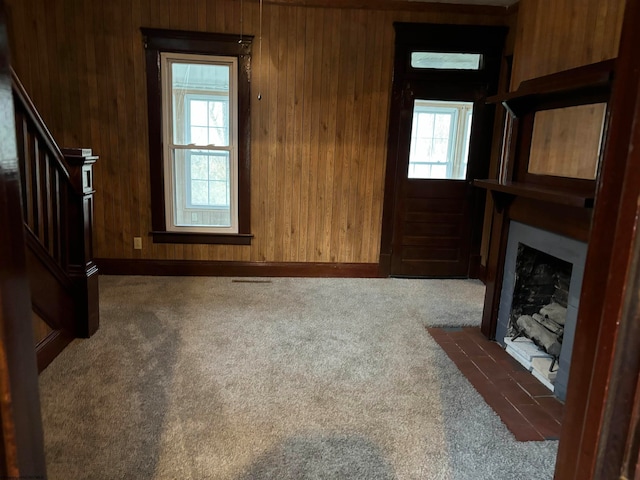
475, 179, 594, 211
479, 60, 614, 340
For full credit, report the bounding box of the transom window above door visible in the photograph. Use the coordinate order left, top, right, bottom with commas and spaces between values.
410, 52, 482, 70
408, 100, 473, 180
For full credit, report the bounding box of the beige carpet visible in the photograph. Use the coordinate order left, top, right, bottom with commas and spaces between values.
39, 276, 558, 479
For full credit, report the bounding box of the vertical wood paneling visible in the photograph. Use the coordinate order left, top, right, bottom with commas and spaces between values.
6, 0, 506, 264
505, 0, 624, 210
299, 7, 317, 262
265, 4, 278, 261
528, 103, 607, 180
511, 0, 625, 90
290, 7, 305, 262
479, 1, 625, 269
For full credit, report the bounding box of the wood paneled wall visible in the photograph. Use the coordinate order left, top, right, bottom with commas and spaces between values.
479, 0, 625, 269
511, 0, 625, 90
5, 0, 505, 264
509, 0, 624, 183
528, 103, 606, 180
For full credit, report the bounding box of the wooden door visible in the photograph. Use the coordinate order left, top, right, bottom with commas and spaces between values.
389, 85, 493, 277
0, 0, 47, 475
380, 23, 506, 278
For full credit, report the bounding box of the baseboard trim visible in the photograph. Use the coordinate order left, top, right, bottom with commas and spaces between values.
36, 329, 73, 373
95, 258, 383, 278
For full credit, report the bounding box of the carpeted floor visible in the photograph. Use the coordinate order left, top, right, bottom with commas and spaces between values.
39, 276, 558, 479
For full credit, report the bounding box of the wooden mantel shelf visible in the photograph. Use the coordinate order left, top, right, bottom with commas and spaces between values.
486, 59, 614, 117
474, 179, 595, 209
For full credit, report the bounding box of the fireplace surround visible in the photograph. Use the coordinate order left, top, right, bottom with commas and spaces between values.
474, 60, 614, 409
496, 221, 587, 401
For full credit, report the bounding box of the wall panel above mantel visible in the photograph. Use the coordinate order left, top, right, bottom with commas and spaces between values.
6, 0, 507, 265
511, 0, 625, 90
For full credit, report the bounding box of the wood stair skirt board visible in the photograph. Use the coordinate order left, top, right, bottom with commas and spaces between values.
36, 329, 73, 373
95, 258, 383, 278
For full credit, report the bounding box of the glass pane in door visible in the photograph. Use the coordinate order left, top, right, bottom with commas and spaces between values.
408, 100, 474, 180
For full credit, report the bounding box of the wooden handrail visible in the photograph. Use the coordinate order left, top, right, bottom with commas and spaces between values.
10, 69, 73, 186
12, 69, 100, 340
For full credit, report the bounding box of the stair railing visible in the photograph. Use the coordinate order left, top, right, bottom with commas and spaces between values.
12, 69, 99, 340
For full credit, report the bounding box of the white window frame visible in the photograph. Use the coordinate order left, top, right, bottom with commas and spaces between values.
408, 100, 474, 180
160, 52, 239, 234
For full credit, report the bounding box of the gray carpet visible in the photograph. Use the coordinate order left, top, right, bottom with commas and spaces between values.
39, 276, 558, 479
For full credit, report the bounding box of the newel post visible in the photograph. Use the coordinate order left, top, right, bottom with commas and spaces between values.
62, 148, 99, 338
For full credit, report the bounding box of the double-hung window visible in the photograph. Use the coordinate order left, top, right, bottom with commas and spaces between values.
142, 29, 252, 245
184, 94, 231, 210
163, 54, 237, 232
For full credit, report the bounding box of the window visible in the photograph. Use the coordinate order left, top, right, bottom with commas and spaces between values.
142, 29, 253, 244
408, 100, 474, 180
410, 52, 482, 70
163, 54, 237, 231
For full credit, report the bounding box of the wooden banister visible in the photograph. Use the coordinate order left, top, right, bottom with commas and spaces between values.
63, 148, 99, 337
11, 68, 99, 353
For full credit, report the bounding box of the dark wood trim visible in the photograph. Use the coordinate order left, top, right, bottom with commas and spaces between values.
475, 180, 595, 209
555, 0, 640, 478
96, 258, 382, 278
481, 60, 614, 201
260, 0, 510, 15
150, 231, 253, 245
380, 23, 507, 279
505, 2, 519, 16
0, 0, 47, 474
621, 375, 640, 479
508, 198, 591, 243
378, 253, 392, 278
141, 28, 253, 239
15, 67, 101, 341
36, 329, 73, 373
594, 228, 640, 479
478, 59, 615, 341
521, 172, 596, 192
468, 254, 482, 280
475, 263, 487, 284
10, 69, 72, 182
480, 207, 509, 339
487, 59, 614, 111
24, 228, 74, 291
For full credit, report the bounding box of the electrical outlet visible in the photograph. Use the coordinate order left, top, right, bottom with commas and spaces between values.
133, 237, 142, 250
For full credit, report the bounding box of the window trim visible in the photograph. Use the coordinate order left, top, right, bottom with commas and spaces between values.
142, 28, 253, 245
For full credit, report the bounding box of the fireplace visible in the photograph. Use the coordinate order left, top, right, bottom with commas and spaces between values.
495, 221, 588, 401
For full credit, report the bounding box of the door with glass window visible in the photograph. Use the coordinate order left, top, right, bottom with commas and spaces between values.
380, 23, 506, 277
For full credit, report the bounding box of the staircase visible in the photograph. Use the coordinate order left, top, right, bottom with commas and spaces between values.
12, 69, 99, 371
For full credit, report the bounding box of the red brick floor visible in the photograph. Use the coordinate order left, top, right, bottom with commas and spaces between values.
428, 326, 564, 442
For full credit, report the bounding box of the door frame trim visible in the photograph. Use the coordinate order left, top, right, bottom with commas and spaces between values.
379, 22, 507, 277
0, 0, 47, 475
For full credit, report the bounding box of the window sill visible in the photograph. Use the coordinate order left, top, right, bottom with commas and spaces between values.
150, 231, 253, 245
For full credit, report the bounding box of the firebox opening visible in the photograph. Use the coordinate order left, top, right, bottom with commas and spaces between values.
505, 243, 573, 392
